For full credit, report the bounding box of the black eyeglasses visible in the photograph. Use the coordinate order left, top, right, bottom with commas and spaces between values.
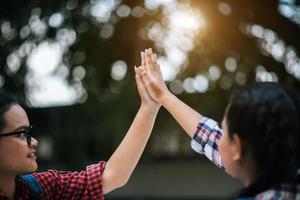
0, 126, 36, 146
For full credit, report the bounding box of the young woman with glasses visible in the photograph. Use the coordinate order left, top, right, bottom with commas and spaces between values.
0, 50, 160, 199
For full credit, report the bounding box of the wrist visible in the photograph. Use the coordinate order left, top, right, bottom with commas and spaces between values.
140, 103, 160, 114
159, 90, 174, 106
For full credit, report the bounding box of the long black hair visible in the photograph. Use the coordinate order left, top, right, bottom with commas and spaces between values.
225, 82, 299, 197
0, 90, 17, 131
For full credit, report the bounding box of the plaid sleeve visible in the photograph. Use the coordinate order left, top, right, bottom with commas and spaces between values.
33, 161, 106, 200
191, 117, 224, 168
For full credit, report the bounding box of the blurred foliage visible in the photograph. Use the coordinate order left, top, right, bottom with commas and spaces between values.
0, 0, 300, 169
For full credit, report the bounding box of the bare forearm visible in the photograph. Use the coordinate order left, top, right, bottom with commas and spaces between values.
160, 92, 203, 138
102, 105, 159, 194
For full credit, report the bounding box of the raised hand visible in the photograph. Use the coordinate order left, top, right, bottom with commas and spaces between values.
137, 48, 202, 138
134, 65, 160, 109
138, 48, 170, 104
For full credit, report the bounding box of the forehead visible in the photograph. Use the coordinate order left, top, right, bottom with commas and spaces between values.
1, 104, 29, 132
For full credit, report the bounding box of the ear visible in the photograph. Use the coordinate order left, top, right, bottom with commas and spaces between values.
231, 134, 242, 161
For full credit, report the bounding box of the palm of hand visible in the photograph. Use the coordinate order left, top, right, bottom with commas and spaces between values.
141, 48, 169, 103
145, 67, 168, 102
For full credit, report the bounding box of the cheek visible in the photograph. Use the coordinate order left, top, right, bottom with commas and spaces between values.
219, 137, 231, 170
0, 141, 27, 168
218, 138, 225, 158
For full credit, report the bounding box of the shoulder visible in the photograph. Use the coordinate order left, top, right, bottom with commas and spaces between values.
14, 175, 39, 199
32, 161, 106, 183
254, 183, 300, 200
31, 161, 106, 199
19, 174, 42, 193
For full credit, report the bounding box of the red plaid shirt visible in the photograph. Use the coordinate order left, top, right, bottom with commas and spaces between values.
0, 161, 106, 200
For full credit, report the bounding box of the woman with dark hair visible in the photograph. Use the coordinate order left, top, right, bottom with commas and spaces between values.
137, 49, 300, 199
0, 51, 160, 199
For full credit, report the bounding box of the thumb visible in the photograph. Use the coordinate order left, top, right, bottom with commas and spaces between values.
139, 66, 151, 87
134, 66, 143, 89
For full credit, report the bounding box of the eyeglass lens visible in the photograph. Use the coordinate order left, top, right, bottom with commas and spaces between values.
26, 126, 35, 146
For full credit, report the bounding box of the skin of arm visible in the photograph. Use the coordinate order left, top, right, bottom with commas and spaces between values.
101, 61, 160, 194
137, 49, 225, 172
138, 49, 202, 138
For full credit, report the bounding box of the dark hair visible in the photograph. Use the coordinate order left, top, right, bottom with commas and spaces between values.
285, 88, 300, 173
225, 82, 299, 197
0, 90, 17, 131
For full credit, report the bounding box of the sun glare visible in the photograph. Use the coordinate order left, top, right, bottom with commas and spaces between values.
148, 1, 206, 94
169, 8, 205, 32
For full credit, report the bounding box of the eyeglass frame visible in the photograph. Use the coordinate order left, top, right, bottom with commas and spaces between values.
0, 126, 36, 146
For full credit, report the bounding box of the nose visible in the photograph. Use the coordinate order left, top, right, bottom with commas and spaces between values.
30, 137, 38, 148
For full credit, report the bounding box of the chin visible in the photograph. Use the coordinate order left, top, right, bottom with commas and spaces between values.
24, 162, 38, 173
31, 162, 38, 172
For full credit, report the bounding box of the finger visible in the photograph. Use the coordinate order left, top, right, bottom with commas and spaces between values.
135, 65, 143, 75
135, 71, 143, 89
135, 73, 145, 96
153, 54, 161, 72
141, 52, 145, 67
144, 49, 152, 71
150, 53, 160, 72
146, 48, 152, 57
151, 53, 157, 62
145, 50, 151, 72
146, 49, 155, 71
134, 66, 138, 74
135, 66, 144, 88
135, 67, 151, 99
150, 54, 157, 71
138, 65, 146, 72
139, 66, 150, 86
156, 63, 162, 73
146, 50, 156, 71
136, 66, 147, 78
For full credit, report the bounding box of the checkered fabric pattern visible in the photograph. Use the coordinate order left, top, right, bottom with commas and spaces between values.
0, 161, 106, 200
191, 117, 224, 168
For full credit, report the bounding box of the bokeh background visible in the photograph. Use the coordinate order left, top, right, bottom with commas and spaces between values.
1, 0, 300, 199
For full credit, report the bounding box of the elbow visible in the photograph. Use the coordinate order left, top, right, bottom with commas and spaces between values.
102, 169, 130, 194
111, 173, 129, 189
116, 176, 129, 189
